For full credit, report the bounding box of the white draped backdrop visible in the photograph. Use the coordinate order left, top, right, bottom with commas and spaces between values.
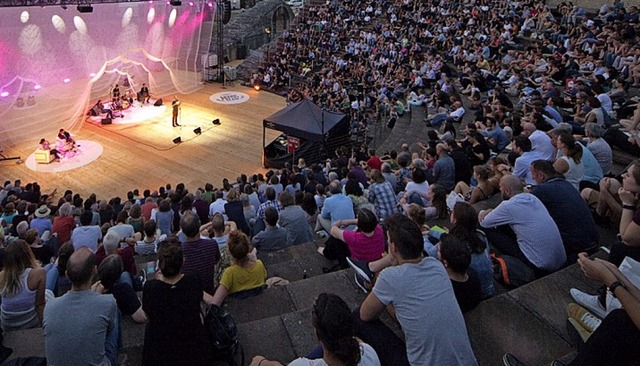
0, 1, 214, 147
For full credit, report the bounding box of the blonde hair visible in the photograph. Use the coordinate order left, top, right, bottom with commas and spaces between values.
0, 240, 38, 297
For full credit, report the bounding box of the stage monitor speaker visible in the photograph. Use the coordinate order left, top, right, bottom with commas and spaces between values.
170, 0, 182, 5
154, 99, 164, 106
173, 137, 182, 144
193, 127, 202, 135
212, 118, 221, 125
77, 4, 93, 13
223, 0, 232, 24
101, 118, 112, 125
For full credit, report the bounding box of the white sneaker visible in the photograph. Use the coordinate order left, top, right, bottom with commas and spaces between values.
570, 288, 607, 319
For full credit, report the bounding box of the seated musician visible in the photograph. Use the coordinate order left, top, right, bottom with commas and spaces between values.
39, 138, 59, 159
92, 100, 114, 119
139, 83, 150, 104
56, 129, 77, 155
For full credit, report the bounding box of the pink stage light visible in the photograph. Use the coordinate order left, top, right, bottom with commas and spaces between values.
208, 2, 213, 7
34, 85, 41, 90
89, 73, 96, 77
189, 1, 194, 5
63, 78, 70, 83
0, 92, 8, 97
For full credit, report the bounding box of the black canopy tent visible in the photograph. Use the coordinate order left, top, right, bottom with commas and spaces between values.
262, 99, 349, 169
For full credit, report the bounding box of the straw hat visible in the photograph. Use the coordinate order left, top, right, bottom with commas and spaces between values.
35, 205, 51, 218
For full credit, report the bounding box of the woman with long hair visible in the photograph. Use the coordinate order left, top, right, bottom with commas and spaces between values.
554, 132, 585, 191
0, 240, 45, 331
152, 199, 174, 235
127, 204, 145, 235
453, 165, 495, 204
448, 202, 495, 299
142, 238, 214, 366
250, 293, 380, 366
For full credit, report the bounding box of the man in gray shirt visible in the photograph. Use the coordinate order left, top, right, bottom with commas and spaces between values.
432, 143, 456, 191
43, 248, 119, 366
353, 214, 477, 365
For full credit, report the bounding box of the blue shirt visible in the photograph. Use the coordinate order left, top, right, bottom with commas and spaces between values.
513, 150, 545, 185
483, 126, 510, 151
320, 193, 355, 225
480, 193, 566, 271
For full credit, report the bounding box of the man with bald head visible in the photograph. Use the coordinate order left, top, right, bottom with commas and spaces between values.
479, 175, 566, 276
521, 122, 555, 160
44, 248, 119, 366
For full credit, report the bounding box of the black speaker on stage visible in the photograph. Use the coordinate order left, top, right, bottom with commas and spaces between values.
101, 118, 112, 125
154, 99, 164, 106
173, 137, 182, 144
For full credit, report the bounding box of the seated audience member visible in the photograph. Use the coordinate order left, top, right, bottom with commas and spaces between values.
512, 135, 545, 185
212, 231, 267, 305
367, 169, 399, 221
135, 220, 166, 256
438, 235, 482, 312
522, 122, 555, 160
30, 205, 52, 238
453, 165, 496, 204
224, 189, 251, 236
52, 202, 75, 246
252, 207, 288, 252
96, 231, 139, 285
250, 293, 381, 366
25, 229, 54, 265
530, 160, 599, 262
584, 123, 612, 176
479, 175, 566, 276
318, 181, 356, 233
402, 184, 448, 221
44, 248, 119, 366
92, 254, 147, 323
322, 208, 385, 276
352, 214, 477, 365
45, 242, 74, 297
142, 238, 214, 366
253, 187, 282, 235
180, 212, 220, 295
71, 210, 102, 252
0, 240, 45, 331
278, 191, 314, 246
107, 210, 137, 243
448, 202, 495, 299
203, 213, 235, 287
552, 133, 585, 191
398, 167, 431, 208
428, 101, 465, 127
504, 253, 640, 366
431, 144, 456, 192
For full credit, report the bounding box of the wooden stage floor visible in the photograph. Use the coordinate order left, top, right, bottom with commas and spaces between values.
0, 83, 286, 199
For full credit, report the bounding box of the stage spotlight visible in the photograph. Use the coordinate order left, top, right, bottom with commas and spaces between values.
212, 119, 221, 125
170, 0, 182, 5
193, 127, 202, 135
173, 137, 182, 144
254, 85, 261, 91
77, 4, 93, 13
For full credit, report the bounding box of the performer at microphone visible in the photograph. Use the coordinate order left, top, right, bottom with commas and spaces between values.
172, 96, 181, 127
140, 83, 151, 104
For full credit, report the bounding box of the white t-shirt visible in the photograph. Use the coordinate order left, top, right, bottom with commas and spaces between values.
288, 343, 380, 366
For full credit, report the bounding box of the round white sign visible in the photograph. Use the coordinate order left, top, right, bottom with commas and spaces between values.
209, 92, 250, 105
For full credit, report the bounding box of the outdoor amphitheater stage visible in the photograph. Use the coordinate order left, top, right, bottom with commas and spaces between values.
0, 83, 286, 199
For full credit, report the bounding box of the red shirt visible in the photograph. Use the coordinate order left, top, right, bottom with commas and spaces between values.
140, 202, 157, 221
367, 156, 383, 171
95, 245, 137, 276
52, 216, 76, 245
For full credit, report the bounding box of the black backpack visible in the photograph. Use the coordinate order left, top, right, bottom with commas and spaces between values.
203, 304, 244, 365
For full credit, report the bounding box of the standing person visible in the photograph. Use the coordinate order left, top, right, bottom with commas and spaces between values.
139, 83, 150, 104
352, 214, 477, 365
171, 95, 181, 127
43, 248, 119, 366
142, 238, 214, 366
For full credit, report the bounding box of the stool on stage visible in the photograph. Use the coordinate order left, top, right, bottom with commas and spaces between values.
35, 149, 55, 164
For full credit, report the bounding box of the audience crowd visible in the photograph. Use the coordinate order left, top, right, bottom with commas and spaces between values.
1, 0, 640, 364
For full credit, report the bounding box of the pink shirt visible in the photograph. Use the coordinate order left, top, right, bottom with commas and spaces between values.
343, 225, 385, 262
